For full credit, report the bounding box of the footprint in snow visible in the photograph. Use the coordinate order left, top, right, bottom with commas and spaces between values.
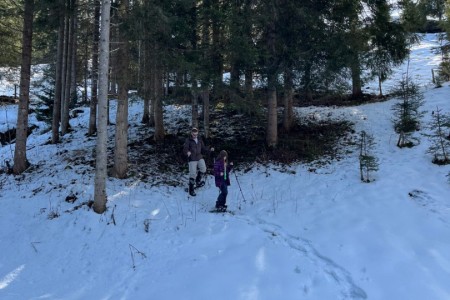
251, 217, 368, 299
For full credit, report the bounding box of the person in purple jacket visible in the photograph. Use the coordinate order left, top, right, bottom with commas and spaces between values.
214, 150, 233, 210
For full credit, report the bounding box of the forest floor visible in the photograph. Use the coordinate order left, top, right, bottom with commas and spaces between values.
121, 93, 385, 187
1, 92, 385, 187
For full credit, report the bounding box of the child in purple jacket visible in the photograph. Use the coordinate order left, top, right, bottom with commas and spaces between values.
213, 150, 233, 210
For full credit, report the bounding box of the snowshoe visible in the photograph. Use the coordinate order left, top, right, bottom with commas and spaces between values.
210, 205, 227, 213
195, 181, 205, 188
195, 172, 205, 188
184, 187, 198, 195
185, 180, 196, 196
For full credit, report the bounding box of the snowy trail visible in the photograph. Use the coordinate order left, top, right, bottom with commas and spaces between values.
256, 219, 366, 299
408, 189, 450, 227
212, 209, 369, 300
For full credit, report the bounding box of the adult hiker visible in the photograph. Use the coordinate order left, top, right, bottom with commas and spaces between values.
213, 150, 233, 211
183, 127, 213, 196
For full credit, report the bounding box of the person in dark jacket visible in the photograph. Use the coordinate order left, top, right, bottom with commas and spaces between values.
183, 127, 213, 196
214, 150, 233, 210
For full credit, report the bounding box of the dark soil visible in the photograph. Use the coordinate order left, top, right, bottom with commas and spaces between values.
1, 94, 362, 187
125, 105, 355, 186
0, 95, 18, 105
294, 92, 389, 107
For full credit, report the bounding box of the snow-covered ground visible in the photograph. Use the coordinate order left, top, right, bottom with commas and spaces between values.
0, 34, 449, 300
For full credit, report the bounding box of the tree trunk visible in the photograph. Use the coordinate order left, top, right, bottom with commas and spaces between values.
52, 0, 65, 144
142, 72, 150, 124
230, 63, 240, 103
351, 55, 363, 98
149, 88, 155, 126
378, 74, 383, 96
88, 0, 100, 136
303, 62, 313, 102
191, 91, 199, 129
60, 7, 70, 135
83, 34, 88, 104
69, 1, 78, 113
142, 72, 151, 126
265, 3, 278, 147
211, 0, 223, 97
148, 57, 155, 126
140, 40, 150, 124
201, 90, 210, 138
112, 0, 130, 179
109, 35, 117, 96
154, 68, 165, 142
244, 68, 253, 103
62, 0, 77, 135
243, 0, 254, 105
94, 0, 111, 214
283, 68, 294, 132
13, 0, 34, 174
266, 75, 278, 147
137, 40, 141, 93
112, 86, 129, 179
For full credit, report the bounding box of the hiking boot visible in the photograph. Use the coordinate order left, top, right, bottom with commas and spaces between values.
215, 202, 227, 211
195, 172, 205, 187
189, 179, 196, 197
216, 205, 227, 212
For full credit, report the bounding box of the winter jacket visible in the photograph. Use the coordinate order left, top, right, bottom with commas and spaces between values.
214, 159, 232, 187
183, 136, 209, 161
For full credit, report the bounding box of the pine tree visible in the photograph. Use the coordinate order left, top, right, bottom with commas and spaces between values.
112, 0, 130, 179
33, 66, 55, 125
391, 78, 425, 148
261, 0, 279, 147
366, 0, 409, 96
0, 1, 22, 66
359, 131, 379, 183
13, 0, 35, 175
399, 0, 427, 37
60, 0, 78, 136
418, 0, 445, 21
93, 0, 111, 214
51, 0, 65, 144
426, 107, 450, 165
224, 0, 258, 113
88, 0, 100, 136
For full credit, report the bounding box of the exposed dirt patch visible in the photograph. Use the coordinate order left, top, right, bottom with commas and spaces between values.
2, 102, 355, 190
0, 95, 18, 105
124, 106, 355, 186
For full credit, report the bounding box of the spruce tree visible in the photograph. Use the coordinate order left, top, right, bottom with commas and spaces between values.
93, 0, 111, 214
426, 107, 450, 165
366, 0, 409, 96
0, 1, 22, 66
418, 0, 445, 21
13, 0, 35, 175
391, 78, 425, 148
359, 131, 379, 182
112, 0, 130, 179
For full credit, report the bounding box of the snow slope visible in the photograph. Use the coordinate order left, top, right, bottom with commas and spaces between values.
0, 34, 449, 300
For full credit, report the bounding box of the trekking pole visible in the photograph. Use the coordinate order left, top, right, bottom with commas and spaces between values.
233, 171, 246, 204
